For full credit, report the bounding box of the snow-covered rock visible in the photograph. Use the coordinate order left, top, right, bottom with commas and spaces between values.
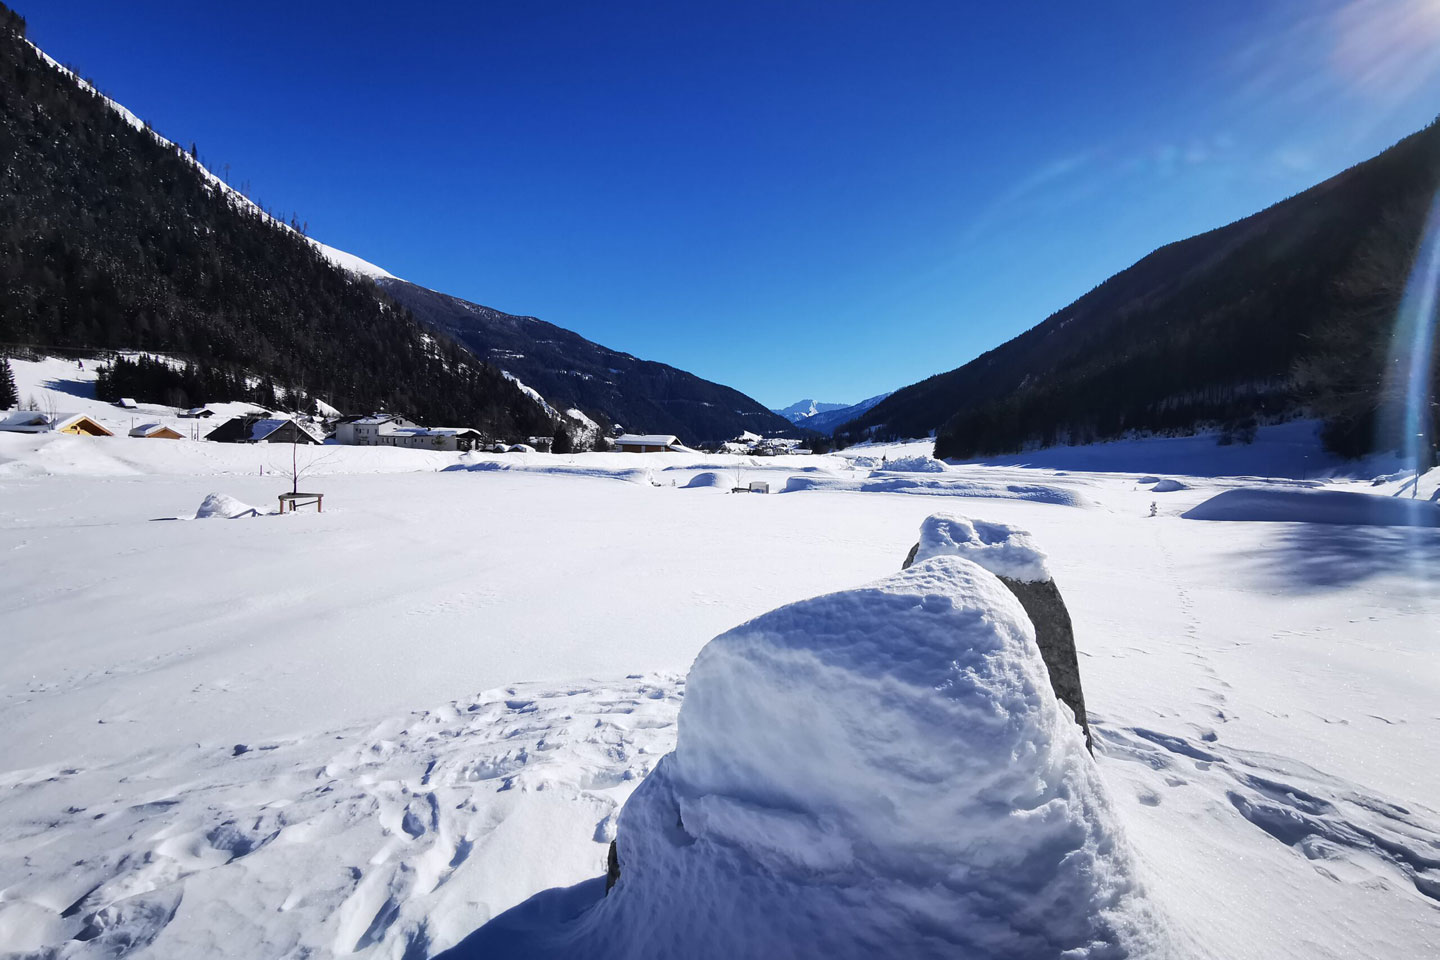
195, 493, 262, 519
912, 512, 1051, 583
1151, 478, 1190, 493
473, 557, 1171, 958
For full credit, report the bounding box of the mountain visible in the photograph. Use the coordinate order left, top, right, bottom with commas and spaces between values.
772, 399, 853, 423
801, 393, 893, 433
377, 278, 798, 444
839, 119, 1440, 461
0, 5, 554, 439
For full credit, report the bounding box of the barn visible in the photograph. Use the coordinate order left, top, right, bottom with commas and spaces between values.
205, 416, 321, 444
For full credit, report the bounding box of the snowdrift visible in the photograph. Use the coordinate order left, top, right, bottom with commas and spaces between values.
783, 473, 1089, 506
447, 555, 1171, 959
1184, 488, 1440, 527
874, 453, 948, 473
195, 493, 264, 519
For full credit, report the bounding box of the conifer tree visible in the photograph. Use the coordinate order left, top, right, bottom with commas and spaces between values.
0, 355, 18, 409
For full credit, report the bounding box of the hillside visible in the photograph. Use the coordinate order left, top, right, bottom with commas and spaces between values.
838, 120, 1440, 460
379, 278, 797, 443
0, 5, 553, 439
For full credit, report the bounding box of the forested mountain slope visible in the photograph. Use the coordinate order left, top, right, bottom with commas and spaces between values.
380, 278, 797, 443
839, 119, 1440, 460
0, 4, 553, 439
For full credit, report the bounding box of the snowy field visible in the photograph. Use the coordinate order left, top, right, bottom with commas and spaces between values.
2, 359, 1439, 958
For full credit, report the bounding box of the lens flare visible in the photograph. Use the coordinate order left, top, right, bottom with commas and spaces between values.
1384, 191, 1440, 485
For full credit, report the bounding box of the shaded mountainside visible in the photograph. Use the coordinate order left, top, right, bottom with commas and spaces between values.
840, 120, 1440, 460
0, 5, 553, 439
379, 278, 798, 444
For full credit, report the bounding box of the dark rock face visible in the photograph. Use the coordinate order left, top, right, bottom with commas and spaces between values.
997, 576, 1092, 753
904, 542, 1092, 752
605, 840, 621, 893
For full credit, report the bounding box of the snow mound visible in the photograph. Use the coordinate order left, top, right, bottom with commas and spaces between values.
912, 513, 1051, 582
195, 493, 263, 519
783, 474, 1089, 506
875, 453, 947, 473
469, 558, 1171, 958
683, 471, 728, 489
1183, 488, 1440, 527
1150, 478, 1190, 492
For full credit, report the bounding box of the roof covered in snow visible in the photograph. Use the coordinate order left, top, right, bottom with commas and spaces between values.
615, 434, 681, 447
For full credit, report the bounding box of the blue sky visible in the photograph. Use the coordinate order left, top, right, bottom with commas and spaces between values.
25, 0, 1440, 407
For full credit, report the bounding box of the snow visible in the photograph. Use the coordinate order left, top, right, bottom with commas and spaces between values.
1150, 478, 1190, 492
502, 371, 560, 419
876, 452, 948, 472
1183, 487, 1440, 527
2, 409, 1439, 959
194, 492, 264, 519
912, 513, 1052, 582
474, 556, 1172, 959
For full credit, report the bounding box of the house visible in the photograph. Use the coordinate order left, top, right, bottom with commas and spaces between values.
178, 407, 215, 419
614, 433, 685, 453
526, 436, 555, 453
116, 397, 138, 409
0, 411, 114, 436
129, 423, 185, 439
205, 415, 320, 444
334, 413, 422, 445
376, 426, 487, 452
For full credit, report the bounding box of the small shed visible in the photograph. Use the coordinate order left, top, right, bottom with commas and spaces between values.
116, 397, 138, 409
129, 423, 185, 439
748, 480, 770, 494
179, 407, 215, 419
614, 433, 684, 453
0, 411, 114, 437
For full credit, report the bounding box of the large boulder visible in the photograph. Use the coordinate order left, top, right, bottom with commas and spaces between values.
448, 555, 1172, 959
905, 513, 1091, 751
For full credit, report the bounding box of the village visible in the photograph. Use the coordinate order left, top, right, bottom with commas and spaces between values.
0, 356, 814, 458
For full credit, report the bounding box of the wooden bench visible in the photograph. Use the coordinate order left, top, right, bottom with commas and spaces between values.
278, 492, 324, 514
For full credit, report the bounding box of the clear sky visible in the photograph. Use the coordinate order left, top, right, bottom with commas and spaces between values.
23, 0, 1440, 408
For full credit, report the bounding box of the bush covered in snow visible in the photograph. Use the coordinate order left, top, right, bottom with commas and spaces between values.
466, 556, 1172, 958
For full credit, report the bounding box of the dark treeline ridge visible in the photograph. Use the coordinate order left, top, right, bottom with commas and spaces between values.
839, 120, 1440, 461
0, 4, 552, 439
95, 354, 300, 412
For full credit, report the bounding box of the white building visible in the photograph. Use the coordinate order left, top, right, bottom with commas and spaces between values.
376, 426, 486, 452
334, 414, 420, 446
614, 434, 687, 453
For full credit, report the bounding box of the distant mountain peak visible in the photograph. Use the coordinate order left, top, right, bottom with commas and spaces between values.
772, 399, 853, 423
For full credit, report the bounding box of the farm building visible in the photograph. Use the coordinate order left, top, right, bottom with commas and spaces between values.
334, 414, 420, 445
115, 397, 138, 409
376, 426, 487, 452
205, 416, 320, 445
178, 407, 215, 419
614, 434, 686, 453
0, 411, 114, 437
128, 423, 185, 439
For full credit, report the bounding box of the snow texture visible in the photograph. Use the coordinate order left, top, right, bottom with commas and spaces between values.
1184, 488, 1440, 527
1150, 478, 1190, 493
467, 558, 1173, 959
912, 512, 1052, 582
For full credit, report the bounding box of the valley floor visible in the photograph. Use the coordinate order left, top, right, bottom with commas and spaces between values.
0, 422, 1437, 958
